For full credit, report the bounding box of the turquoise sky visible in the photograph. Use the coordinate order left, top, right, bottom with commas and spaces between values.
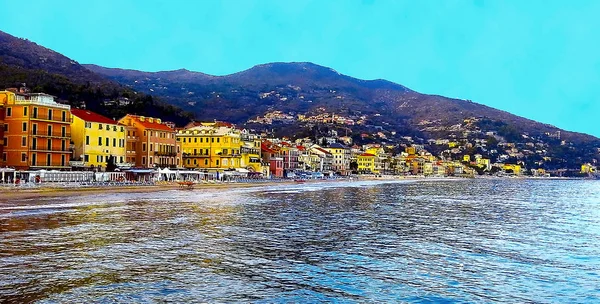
1, 0, 598, 137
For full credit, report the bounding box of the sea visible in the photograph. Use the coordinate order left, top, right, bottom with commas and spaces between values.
0, 178, 599, 303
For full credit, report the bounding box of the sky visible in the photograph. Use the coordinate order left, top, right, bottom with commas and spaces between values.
0, 0, 598, 137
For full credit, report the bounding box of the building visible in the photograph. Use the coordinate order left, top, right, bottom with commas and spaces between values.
177, 123, 243, 171
0, 89, 71, 170
502, 164, 522, 175
325, 143, 351, 175
280, 142, 301, 175
357, 153, 377, 174
261, 141, 283, 177
70, 109, 127, 170
119, 115, 180, 168
240, 130, 263, 173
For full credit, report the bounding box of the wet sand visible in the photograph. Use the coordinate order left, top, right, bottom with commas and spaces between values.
0, 182, 269, 202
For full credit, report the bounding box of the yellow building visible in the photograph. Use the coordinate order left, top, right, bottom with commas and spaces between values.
357, 153, 377, 173
581, 163, 597, 174
476, 158, 491, 171
405, 146, 416, 155
240, 130, 263, 173
70, 109, 126, 170
502, 164, 521, 175
177, 123, 242, 171
463, 155, 471, 162
448, 142, 459, 148
325, 143, 351, 175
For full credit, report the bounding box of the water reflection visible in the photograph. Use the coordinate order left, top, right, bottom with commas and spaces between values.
1, 179, 599, 302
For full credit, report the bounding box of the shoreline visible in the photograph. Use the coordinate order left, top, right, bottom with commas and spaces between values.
0, 176, 432, 202
4, 175, 570, 202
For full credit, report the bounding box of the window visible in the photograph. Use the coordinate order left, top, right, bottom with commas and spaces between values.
32, 124, 37, 135
98, 137, 102, 146
204, 159, 208, 165
47, 139, 52, 150
1, 153, 5, 162
199, 138, 203, 143
62, 111, 66, 122
113, 126, 117, 132
193, 159, 197, 165
120, 156, 123, 163
22, 136, 26, 147
142, 143, 146, 151
105, 138, 109, 146
32, 138, 37, 150
31, 153, 37, 165
3, 124, 7, 132
217, 138, 220, 143
216, 160, 219, 166
183, 138, 186, 143
99, 124, 103, 130
23, 107, 28, 116
47, 125, 52, 136
144, 131, 147, 137
85, 122, 91, 128
61, 155, 65, 166
113, 138, 116, 147
186, 159, 190, 165
194, 138, 197, 143
149, 157, 153, 164
21, 153, 27, 162
32, 107, 37, 118
22, 122, 27, 132
211, 138, 214, 143
86, 136, 90, 145
46, 154, 51, 166
84, 154, 89, 162
150, 144, 153, 152
61, 140, 66, 151
7, 107, 12, 116
120, 127, 124, 132
62, 126, 66, 137
48, 110, 53, 120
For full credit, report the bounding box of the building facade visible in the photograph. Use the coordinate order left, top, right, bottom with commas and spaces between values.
178, 123, 243, 171
0, 90, 71, 170
70, 109, 127, 170
119, 115, 180, 168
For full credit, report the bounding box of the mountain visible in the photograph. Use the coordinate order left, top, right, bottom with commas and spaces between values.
85, 62, 596, 141
0, 30, 193, 125
86, 62, 600, 170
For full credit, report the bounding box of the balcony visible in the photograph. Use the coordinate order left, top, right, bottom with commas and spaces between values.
155, 151, 177, 157
32, 131, 71, 138
182, 153, 210, 158
31, 146, 73, 153
30, 114, 70, 123
126, 150, 137, 154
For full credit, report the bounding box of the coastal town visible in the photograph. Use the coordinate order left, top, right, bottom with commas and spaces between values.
0, 86, 597, 184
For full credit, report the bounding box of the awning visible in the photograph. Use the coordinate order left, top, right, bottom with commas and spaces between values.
235, 168, 250, 173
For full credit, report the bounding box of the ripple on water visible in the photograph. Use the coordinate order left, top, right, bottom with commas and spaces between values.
1, 179, 600, 303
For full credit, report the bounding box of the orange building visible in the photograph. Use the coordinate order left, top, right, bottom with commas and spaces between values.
0, 89, 71, 170
118, 115, 181, 168
0, 96, 5, 167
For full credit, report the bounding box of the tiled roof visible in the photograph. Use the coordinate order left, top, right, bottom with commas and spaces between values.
127, 115, 173, 131
359, 153, 376, 157
71, 109, 118, 125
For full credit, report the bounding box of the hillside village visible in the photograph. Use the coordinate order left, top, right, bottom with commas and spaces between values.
1, 86, 597, 181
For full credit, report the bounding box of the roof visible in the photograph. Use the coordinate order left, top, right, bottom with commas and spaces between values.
328, 143, 349, 149
126, 115, 174, 131
314, 147, 332, 155
71, 109, 118, 125
359, 153, 376, 157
